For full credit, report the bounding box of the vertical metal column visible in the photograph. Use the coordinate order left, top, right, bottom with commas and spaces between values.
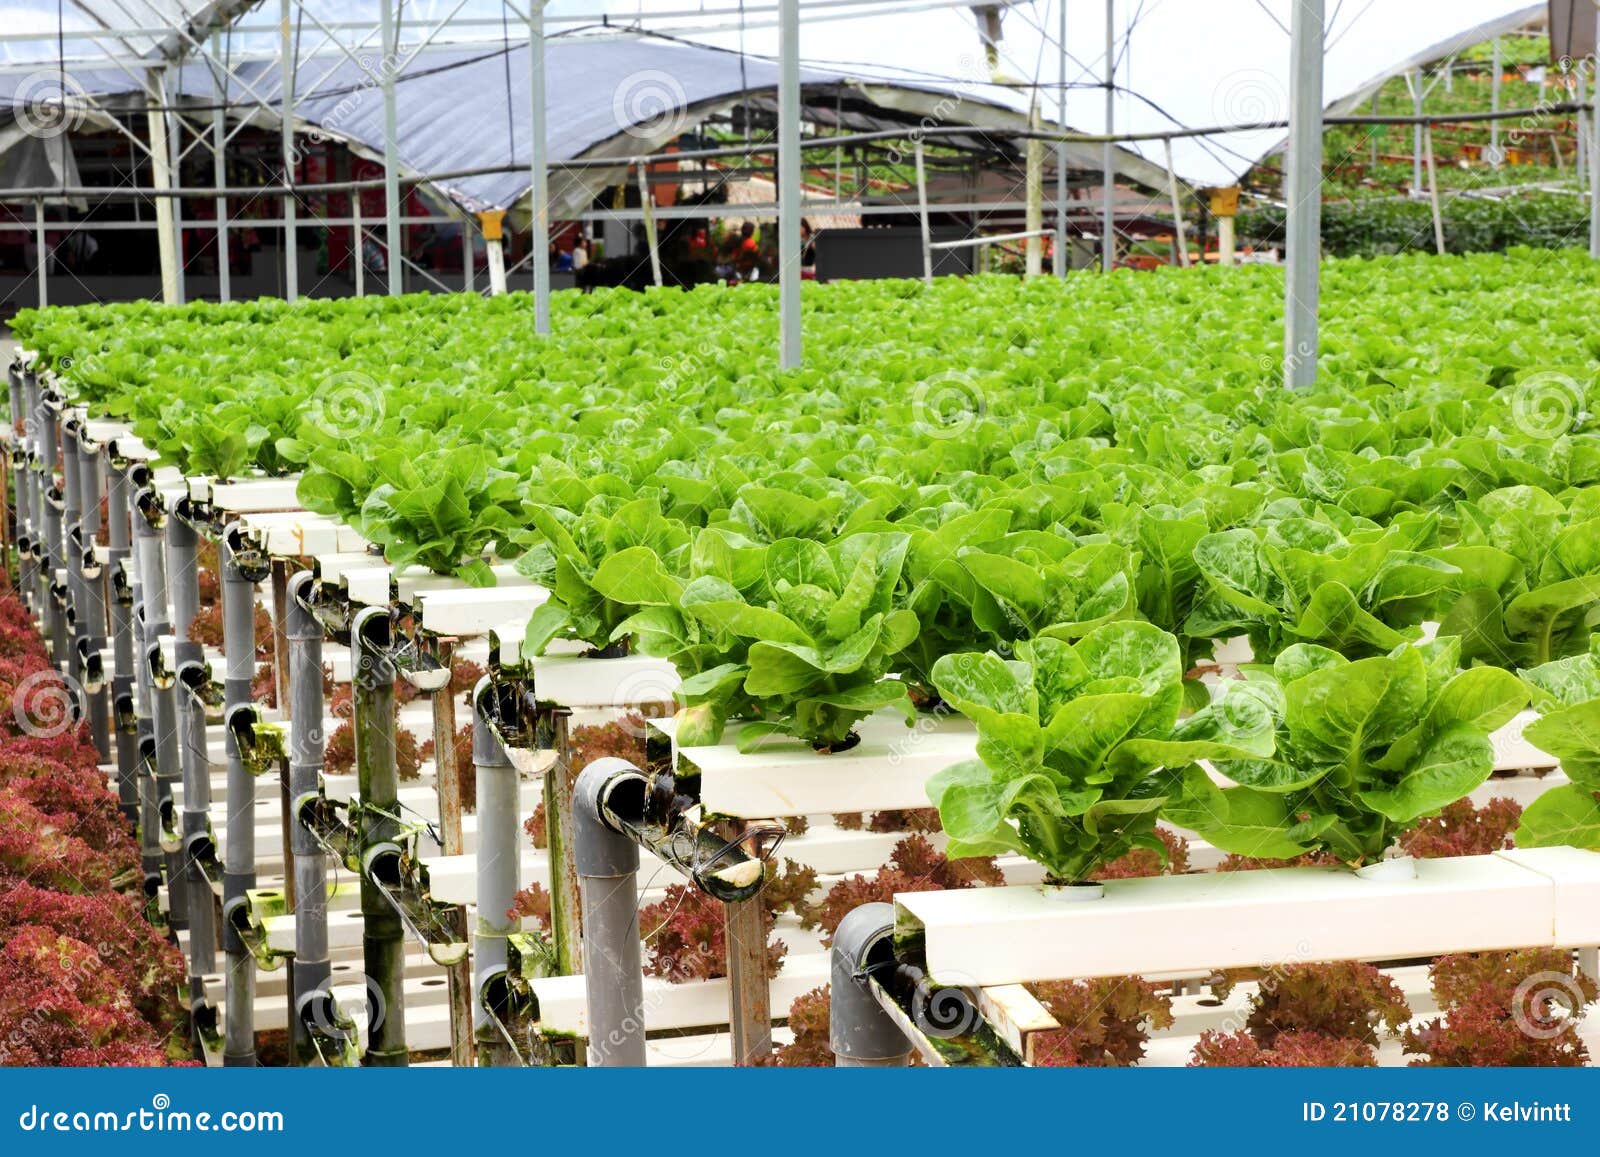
1283, 0, 1324, 391
529, 0, 551, 334
147, 70, 180, 305
33, 200, 46, 308
1101, 0, 1115, 272
352, 609, 407, 1065
1055, 0, 1068, 279
1411, 71, 1424, 197
1591, 6, 1600, 258
472, 679, 520, 1066
281, 0, 298, 302
379, 0, 403, 297
777, 0, 802, 367
285, 572, 331, 1064
212, 34, 231, 304
221, 529, 260, 1065
1490, 38, 1501, 161
914, 140, 933, 285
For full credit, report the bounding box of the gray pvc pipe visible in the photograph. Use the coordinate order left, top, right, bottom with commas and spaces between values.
167, 511, 202, 668
177, 663, 217, 979
220, 531, 258, 1066
285, 571, 331, 1063
134, 490, 188, 935
60, 428, 85, 682
830, 902, 912, 1067
107, 463, 137, 823
471, 679, 519, 1066
74, 526, 110, 761
129, 523, 161, 885
573, 757, 646, 1068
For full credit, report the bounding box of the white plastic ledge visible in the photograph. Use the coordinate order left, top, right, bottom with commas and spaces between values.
896, 846, 1600, 987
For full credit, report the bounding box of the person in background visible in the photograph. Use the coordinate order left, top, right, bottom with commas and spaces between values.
571, 235, 590, 271
800, 219, 817, 278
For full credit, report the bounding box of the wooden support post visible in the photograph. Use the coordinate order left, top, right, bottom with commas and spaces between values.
1424, 126, 1446, 256
720, 820, 773, 1066
540, 707, 582, 975
430, 636, 473, 1067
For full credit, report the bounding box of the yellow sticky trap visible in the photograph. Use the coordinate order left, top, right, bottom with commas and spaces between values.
478, 210, 506, 241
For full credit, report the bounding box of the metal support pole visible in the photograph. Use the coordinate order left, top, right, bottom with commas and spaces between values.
281, 0, 298, 302
285, 572, 332, 1065
636, 163, 663, 287
1591, 5, 1600, 258
1424, 126, 1446, 256
573, 759, 645, 1067
1411, 71, 1424, 197
1283, 0, 1324, 391
830, 903, 912, 1066
33, 199, 46, 309
1055, 0, 1068, 279
529, 1, 551, 334
1490, 38, 1501, 161
914, 140, 933, 285
1370, 91, 1380, 169
212, 38, 230, 304
378, 0, 403, 297
1101, 0, 1115, 272
430, 638, 472, 1067
461, 218, 476, 293
147, 71, 180, 305
472, 678, 519, 1067
1164, 139, 1190, 268
1581, 66, 1591, 195
221, 529, 260, 1065
353, 196, 365, 297
352, 609, 407, 1066
777, 0, 802, 367
1024, 100, 1043, 277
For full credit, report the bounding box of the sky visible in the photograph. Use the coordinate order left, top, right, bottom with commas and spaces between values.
3, 1, 1548, 184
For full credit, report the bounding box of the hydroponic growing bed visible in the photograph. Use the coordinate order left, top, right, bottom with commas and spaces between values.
7, 249, 1600, 1068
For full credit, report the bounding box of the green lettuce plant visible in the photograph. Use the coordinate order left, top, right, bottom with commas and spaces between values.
925, 621, 1275, 883
1164, 638, 1528, 865
1512, 637, 1600, 849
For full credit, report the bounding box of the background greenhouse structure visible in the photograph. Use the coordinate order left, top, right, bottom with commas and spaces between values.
6, 0, 1600, 1078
